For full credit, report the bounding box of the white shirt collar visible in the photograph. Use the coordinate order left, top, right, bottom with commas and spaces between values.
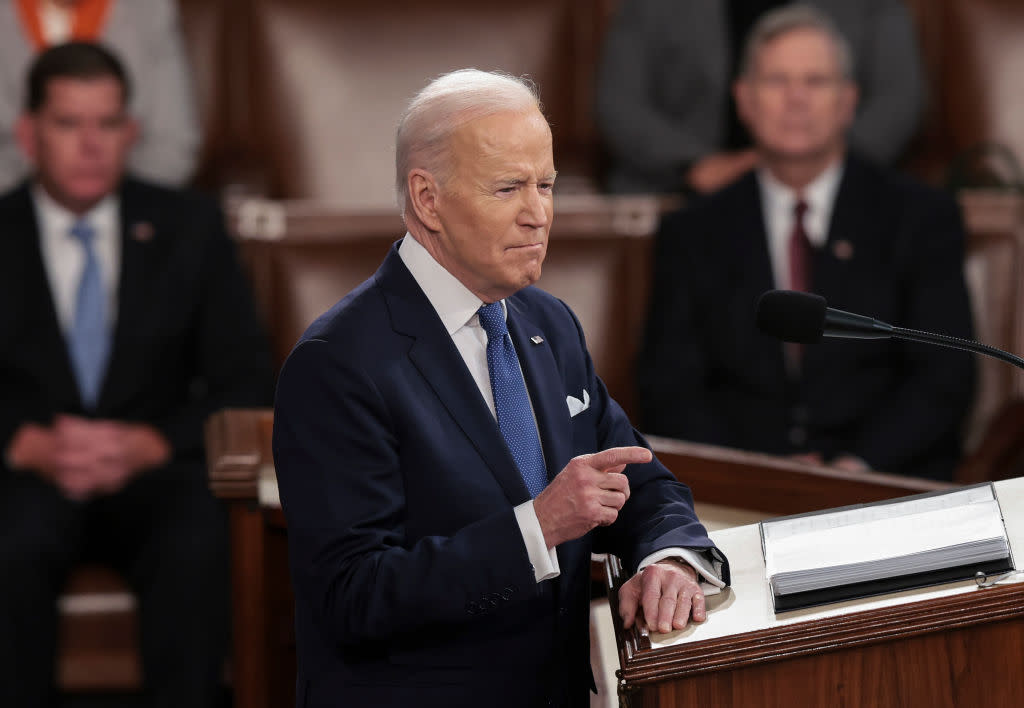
30, 183, 121, 332
31, 183, 120, 242
40, 3, 74, 44
756, 160, 844, 291
398, 232, 506, 333
757, 160, 844, 248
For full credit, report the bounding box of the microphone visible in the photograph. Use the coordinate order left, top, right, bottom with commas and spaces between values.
755, 289, 1024, 371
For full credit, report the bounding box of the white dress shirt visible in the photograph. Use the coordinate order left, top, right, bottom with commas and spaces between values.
757, 161, 844, 290
31, 184, 121, 334
39, 4, 73, 44
399, 235, 724, 593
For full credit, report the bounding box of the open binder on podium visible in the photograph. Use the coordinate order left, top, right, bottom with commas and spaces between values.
760, 483, 1015, 612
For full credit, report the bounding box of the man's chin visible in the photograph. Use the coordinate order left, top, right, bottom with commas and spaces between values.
62, 183, 116, 210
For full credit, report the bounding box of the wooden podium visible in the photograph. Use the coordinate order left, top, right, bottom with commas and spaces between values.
206, 409, 1022, 708
605, 475, 1024, 708
205, 409, 294, 708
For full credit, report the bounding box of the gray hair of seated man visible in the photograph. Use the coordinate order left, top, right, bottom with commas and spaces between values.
395, 68, 543, 217
738, 4, 854, 80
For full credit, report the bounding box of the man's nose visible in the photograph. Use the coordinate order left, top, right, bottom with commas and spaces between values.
519, 186, 550, 228
79, 127, 104, 154
785, 78, 814, 103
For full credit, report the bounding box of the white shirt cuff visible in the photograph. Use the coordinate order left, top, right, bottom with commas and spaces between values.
637, 547, 726, 596
514, 500, 560, 582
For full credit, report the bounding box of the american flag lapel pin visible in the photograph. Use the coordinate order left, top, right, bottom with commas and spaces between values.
131, 221, 155, 242
832, 239, 854, 260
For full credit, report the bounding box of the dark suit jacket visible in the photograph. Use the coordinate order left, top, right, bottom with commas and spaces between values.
0, 177, 273, 467
637, 155, 976, 480
272, 243, 726, 708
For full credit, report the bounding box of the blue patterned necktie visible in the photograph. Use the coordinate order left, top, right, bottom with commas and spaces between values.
477, 302, 548, 497
68, 220, 110, 409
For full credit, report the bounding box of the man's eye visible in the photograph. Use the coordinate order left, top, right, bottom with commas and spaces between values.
498, 186, 516, 194
539, 182, 554, 192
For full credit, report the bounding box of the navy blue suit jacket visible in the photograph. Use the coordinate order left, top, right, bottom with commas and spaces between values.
0, 177, 273, 466
273, 242, 725, 707
637, 155, 976, 479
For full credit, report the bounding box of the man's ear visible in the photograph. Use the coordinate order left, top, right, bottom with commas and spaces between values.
14, 114, 37, 165
733, 78, 753, 126
123, 115, 140, 149
839, 82, 859, 130
407, 168, 443, 232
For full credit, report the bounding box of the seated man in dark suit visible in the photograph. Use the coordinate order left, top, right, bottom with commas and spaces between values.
0, 42, 273, 706
272, 69, 729, 708
637, 5, 975, 480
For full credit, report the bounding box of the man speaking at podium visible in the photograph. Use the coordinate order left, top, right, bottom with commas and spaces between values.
637, 5, 975, 480
273, 69, 728, 707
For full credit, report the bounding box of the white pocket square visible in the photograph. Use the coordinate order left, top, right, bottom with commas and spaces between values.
566, 389, 590, 417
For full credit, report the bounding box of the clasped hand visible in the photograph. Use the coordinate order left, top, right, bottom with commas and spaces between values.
7, 415, 171, 500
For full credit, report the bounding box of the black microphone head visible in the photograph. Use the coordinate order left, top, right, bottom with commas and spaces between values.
755, 290, 827, 343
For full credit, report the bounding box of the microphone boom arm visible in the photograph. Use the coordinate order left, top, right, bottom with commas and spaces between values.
884, 326, 1024, 371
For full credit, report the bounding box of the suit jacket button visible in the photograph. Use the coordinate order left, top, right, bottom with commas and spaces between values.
788, 425, 807, 446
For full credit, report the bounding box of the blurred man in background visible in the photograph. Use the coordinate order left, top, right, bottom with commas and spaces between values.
0, 42, 272, 706
637, 5, 974, 479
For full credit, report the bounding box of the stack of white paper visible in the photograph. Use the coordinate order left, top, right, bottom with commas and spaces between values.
761, 485, 1013, 607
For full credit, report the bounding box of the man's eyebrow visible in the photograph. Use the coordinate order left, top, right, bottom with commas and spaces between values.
495, 172, 559, 185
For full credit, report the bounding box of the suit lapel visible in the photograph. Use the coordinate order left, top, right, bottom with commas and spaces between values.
379, 247, 532, 505
10, 185, 82, 407
736, 175, 776, 295
819, 156, 872, 307
506, 299, 572, 482
734, 175, 788, 383
102, 181, 160, 408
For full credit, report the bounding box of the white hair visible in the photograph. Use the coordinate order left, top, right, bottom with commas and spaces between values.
739, 4, 854, 79
395, 68, 542, 215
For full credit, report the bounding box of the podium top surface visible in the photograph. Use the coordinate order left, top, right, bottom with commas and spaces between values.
647, 476, 1024, 650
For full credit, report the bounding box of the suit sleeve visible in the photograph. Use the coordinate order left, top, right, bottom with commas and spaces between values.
124, 0, 200, 186
847, 0, 925, 163
553, 299, 729, 579
635, 212, 734, 444
154, 198, 274, 457
594, 0, 713, 187
849, 193, 975, 472
272, 339, 540, 647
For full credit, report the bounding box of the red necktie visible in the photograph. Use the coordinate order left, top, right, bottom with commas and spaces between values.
788, 200, 812, 292
786, 200, 812, 369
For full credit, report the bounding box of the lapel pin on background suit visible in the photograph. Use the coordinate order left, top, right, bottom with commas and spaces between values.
530, 335, 544, 344
131, 222, 155, 242
832, 239, 854, 260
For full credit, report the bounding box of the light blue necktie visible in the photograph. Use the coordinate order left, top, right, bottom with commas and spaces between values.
477, 302, 548, 497
68, 220, 110, 409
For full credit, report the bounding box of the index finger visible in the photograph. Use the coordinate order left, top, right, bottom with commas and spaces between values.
585, 446, 653, 472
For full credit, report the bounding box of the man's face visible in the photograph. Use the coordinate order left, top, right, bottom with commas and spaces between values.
429, 108, 555, 303
735, 28, 856, 163
18, 77, 135, 213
